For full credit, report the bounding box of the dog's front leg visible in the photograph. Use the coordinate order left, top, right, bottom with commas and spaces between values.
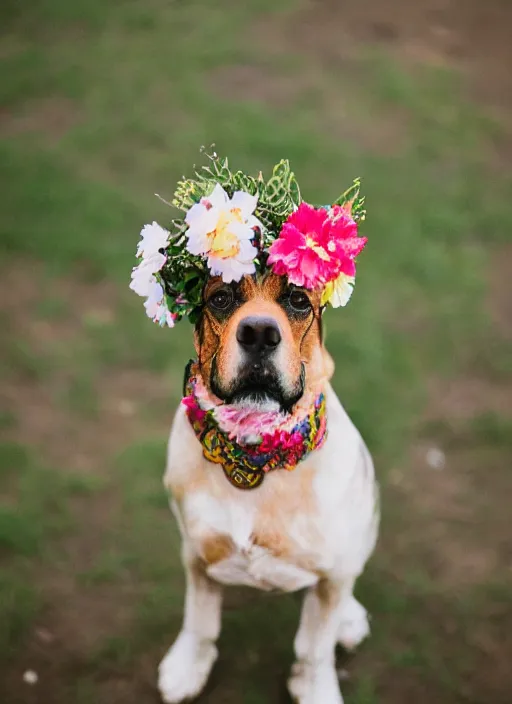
288, 578, 357, 704
158, 546, 222, 704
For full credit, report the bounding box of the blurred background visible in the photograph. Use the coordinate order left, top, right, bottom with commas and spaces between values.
1, 1, 511, 702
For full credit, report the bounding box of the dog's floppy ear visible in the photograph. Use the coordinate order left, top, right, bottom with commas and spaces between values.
183, 358, 194, 396
322, 347, 335, 381
318, 306, 334, 380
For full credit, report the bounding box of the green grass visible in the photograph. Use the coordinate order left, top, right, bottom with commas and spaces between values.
0, 573, 40, 657
347, 676, 379, 704
1, 0, 511, 701
0, 442, 108, 557
0, 441, 110, 656
0, 445, 64, 555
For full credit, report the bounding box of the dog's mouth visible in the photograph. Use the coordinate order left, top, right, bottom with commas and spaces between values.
210, 360, 305, 413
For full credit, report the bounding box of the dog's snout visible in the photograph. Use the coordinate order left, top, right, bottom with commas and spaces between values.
236, 316, 281, 355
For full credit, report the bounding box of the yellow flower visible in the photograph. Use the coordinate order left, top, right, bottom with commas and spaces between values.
185, 183, 262, 283
208, 208, 244, 257
321, 272, 355, 308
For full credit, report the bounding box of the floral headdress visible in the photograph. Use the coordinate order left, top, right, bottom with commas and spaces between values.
130, 150, 367, 327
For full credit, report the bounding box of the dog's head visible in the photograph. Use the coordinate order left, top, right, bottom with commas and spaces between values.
194, 273, 333, 412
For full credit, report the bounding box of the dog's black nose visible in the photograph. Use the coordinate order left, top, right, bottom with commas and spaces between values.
236, 316, 281, 355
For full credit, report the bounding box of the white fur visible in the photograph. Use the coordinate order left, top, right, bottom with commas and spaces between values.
158, 631, 218, 703
160, 384, 379, 704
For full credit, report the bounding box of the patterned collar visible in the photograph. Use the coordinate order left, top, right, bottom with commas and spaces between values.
182, 365, 327, 490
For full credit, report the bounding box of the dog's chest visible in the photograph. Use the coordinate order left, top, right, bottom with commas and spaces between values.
175, 466, 329, 592
205, 541, 319, 592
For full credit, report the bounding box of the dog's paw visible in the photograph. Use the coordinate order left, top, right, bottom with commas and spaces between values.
158, 631, 217, 703
336, 596, 370, 651
288, 661, 344, 704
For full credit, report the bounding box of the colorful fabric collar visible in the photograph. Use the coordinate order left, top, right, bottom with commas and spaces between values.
182, 371, 327, 490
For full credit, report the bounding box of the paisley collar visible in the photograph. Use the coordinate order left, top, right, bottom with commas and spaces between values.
182, 362, 327, 490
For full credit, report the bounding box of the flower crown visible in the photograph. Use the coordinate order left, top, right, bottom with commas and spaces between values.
130, 150, 367, 328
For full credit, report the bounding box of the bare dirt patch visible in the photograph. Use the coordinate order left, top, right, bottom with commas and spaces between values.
209, 63, 303, 109
1, 261, 172, 702
0, 262, 172, 471
488, 243, 512, 339
2, 579, 135, 704
425, 376, 512, 422
0, 97, 82, 143
248, 0, 512, 162
1, 371, 171, 473
265, 0, 512, 112
2, 261, 118, 343
391, 442, 511, 588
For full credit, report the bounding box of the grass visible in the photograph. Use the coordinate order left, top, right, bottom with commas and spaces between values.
0, 441, 109, 656
0, 573, 40, 657
1, 0, 511, 702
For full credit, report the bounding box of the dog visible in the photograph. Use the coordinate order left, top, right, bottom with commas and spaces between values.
157, 271, 379, 704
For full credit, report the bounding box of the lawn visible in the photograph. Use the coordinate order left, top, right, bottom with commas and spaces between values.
1, 1, 511, 702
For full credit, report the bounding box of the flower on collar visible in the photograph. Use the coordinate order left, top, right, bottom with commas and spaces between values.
181, 366, 328, 487
259, 429, 304, 454
267, 202, 366, 289
130, 150, 367, 327
185, 183, 261, 283
182, 394, 207, 422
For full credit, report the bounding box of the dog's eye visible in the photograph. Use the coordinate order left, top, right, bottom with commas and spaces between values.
289, 290, 311, 312
209, 288, 233, 311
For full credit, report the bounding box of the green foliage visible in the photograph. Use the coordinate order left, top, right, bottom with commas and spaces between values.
158, 225, 208, 323
173, 150, 303, 235
155, 148, 361, 324
333, 177, 366, 223
257, 158, 302, 237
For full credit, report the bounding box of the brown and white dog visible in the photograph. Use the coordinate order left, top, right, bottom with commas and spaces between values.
159, 273, 379, 704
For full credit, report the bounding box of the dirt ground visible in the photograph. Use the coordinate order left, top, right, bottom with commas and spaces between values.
288, 0, 512, 106
2, 1, 512, 703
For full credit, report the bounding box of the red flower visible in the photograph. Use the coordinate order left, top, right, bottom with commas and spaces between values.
182, 395, 207, 423
259, 429, 304, 454
267, 203, 367, 288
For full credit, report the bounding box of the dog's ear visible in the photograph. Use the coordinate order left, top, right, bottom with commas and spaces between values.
317, 306, 334, 380
322, 347, 335, 381
318, 305, 326, 343
183, 358, 195, 396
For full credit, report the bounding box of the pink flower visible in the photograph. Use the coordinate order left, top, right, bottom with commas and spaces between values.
259, 429, 304, 454
328, 205, 367, 277
267, 203, 367, 288
182, 395, 207, 423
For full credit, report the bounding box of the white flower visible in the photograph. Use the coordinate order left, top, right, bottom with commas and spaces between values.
143, 280, 176, 327
321, 272, 355, 308
136, 221, 170, 259
207, 236, 257, 283
159, 308, 176, 327
184, 183, 261, 283
129, 251, 166, 297
144, 280, 165, 318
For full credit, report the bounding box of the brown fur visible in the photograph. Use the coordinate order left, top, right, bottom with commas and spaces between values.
316, 576, 342, 608
201, 534, 235, 564
194, 273, 325, 399
168, 273, 331, 571
168, 475, 208, 502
